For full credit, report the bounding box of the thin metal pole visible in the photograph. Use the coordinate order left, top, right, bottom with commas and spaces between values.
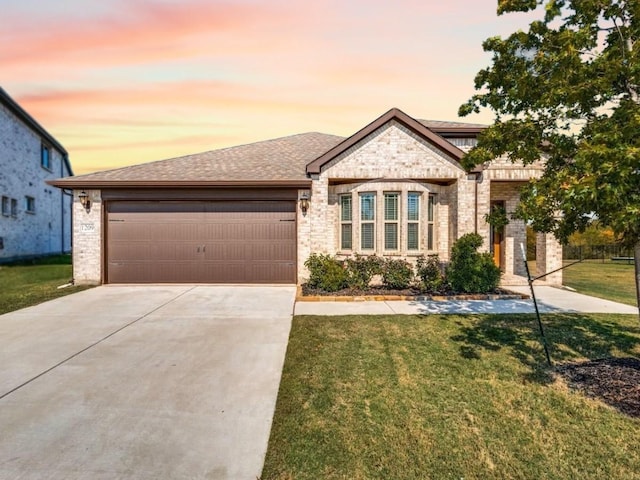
520, 244, 552, 367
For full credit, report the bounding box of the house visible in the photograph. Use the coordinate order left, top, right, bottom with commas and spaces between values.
49, 108, 563, 286
0, 87, 73, 262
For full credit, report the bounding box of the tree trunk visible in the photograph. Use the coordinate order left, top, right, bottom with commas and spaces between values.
635, 241, 640, 318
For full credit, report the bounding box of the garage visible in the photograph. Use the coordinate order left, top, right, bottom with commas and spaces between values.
106, 200, 296, 284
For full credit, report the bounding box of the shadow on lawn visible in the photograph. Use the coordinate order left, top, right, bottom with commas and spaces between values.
450, 313, 640, 384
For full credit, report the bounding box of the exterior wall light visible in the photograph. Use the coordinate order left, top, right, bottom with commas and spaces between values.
78, 190, 91, 213
300, 191, 310, 215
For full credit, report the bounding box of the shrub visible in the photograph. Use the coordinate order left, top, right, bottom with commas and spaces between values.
345, 254, 383, 289
304, 253, 348, 292
416, 254, 443, 292
381, 258, 414, 290
446, 233, 501, 293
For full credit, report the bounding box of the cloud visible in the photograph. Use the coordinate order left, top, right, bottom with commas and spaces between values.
1, 0, 290, 72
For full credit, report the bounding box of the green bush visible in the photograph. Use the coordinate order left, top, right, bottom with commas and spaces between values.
416, 254, 443, 292
345, 254, 383, 289
304, 254, 348, 292
446, 233, 501, 293
381, 258, 414, 289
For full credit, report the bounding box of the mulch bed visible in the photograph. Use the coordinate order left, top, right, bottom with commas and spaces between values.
556, 357, 640, 418
301, 284, 516, 298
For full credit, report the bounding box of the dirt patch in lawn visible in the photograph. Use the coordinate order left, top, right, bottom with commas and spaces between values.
557, 357, 640, 418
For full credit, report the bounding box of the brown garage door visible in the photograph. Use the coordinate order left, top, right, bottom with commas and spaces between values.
106, 201, 296, 284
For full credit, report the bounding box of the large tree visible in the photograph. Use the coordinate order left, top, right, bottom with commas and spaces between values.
460, 0, 640, 312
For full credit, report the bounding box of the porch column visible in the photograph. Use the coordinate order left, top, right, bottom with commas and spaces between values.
536, 232, 563, 285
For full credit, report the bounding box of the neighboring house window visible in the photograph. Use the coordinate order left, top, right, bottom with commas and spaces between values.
25, 196, 35, 214
407, 192, 420, 250
41, 144, 51, 170
1, 196, 8, 216
360, 193, 375, 250
427, 194, 436, 251
10, 198, 17, 217
340, 195, 353, 250
384, 193, 399, 250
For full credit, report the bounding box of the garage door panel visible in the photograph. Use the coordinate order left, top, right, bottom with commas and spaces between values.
107, 201, 296, 284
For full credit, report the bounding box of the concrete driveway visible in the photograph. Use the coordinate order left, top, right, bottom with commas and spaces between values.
0, 285, 296, 480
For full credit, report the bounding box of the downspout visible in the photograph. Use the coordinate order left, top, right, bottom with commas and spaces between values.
473, 172, 480, 234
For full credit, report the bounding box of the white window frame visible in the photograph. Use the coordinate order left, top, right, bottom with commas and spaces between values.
384, 192, 399, 251
340, 194, 353, 251
427, 193, 436, 251
407, 192, 420, 251
359, 193, 376, 250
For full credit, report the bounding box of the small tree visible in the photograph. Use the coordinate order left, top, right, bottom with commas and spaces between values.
460, 0, 640, 312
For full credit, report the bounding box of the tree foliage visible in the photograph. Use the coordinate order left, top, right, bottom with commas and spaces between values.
460, 0, 640, 310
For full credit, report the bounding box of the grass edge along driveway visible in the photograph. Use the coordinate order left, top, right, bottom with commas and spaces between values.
0, 255, 90, 315
262, 313, 640, 480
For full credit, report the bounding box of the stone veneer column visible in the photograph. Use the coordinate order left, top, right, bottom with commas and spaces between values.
72, 189, 102, 284
536, 232, 563, 285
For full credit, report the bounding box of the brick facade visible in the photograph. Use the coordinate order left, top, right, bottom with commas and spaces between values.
0, 97, 72, 262
72, 189, 102, 284
298, 120, 562, 284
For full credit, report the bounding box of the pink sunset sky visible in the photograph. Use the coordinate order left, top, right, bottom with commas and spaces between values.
3, 0, 538, 175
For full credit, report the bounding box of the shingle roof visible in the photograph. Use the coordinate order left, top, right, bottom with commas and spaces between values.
419, 119, 488, 129
52, 132, 344, 187
49, 109, 487, 189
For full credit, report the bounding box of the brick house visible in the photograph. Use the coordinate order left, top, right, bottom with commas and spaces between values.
50, 108, 562, 285
1, 87, 73, 262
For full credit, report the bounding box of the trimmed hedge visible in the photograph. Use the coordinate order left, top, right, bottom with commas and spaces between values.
305, 234, 502, 294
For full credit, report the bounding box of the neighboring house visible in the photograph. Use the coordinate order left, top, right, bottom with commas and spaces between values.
0, 87, 73, 262
50, 108, 563, 286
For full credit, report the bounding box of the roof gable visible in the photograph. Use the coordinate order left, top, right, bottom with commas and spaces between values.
306, 108, 469, 175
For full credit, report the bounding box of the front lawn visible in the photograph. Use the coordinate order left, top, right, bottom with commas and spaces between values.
563, 260, 637, 306
0, 255, 90, 315
262, 314, 640, 480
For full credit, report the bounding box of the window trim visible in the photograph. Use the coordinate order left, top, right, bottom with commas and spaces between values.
25, 196, 36, 214
427, 193, 436, 251
359, 192, 376, 250
407, 192, 421, 251
384, 192, 399, 251
41, 143, 52, 171
339, 194, 353, 251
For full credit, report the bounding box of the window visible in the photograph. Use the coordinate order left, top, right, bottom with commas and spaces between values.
10, 198, 17, 217
1, 196, 8, 216
41, 144, 51, 170
427, 194, 436, 251
360, 193, 375, 250
340, 195, 353, 250
407, 193, 420, 250
384, 193, 399, 250
25, 196, 35, 214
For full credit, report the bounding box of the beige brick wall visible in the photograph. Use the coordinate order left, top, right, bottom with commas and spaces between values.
72, 189, 102, 285
299, 121, 469, 282
490, 182, 527, 277
536, 233, 563, 285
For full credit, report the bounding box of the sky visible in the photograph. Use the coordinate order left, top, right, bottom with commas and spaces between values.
2, 0, 539, 175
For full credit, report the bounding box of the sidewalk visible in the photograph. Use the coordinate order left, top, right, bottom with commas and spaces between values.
294, 285, 638, 316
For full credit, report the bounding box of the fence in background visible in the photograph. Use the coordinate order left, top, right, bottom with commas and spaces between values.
563, 244, 635, 263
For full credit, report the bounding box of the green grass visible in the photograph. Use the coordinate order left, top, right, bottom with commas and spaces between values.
563, 260, 637, 306
262, 314, 640, 480
0, 255, 90, 315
